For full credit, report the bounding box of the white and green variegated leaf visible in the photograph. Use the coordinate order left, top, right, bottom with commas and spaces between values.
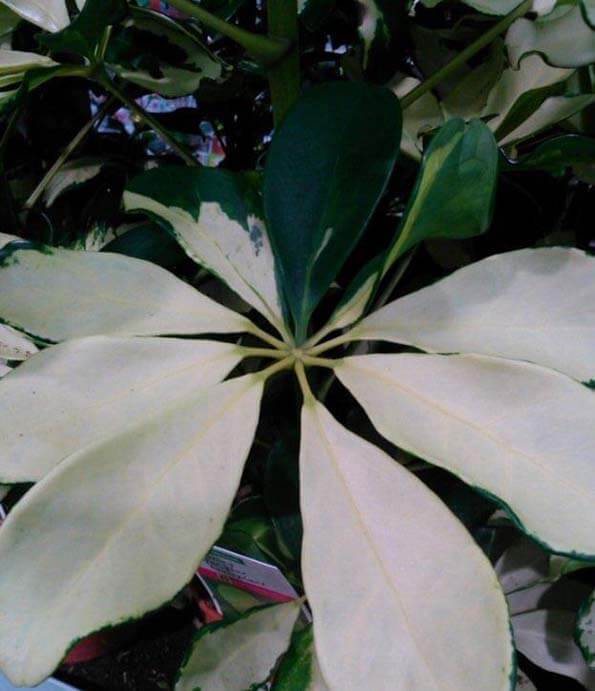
0, 375, 263, 687
300, 401, 513, 690
350, 248, 595, 382
499, 93, 595, 145
109, 8, 223, 98
0, 360, 10, 378
0, 245, 247, 341
0, 232, 20, 249
0, 323, 37, 361
420, 0, 555, 14
125, 168, 286, 337
577, 591, 595, 670
336, 353, 595, 558
392, 76, 445, 161
43, 158, 104, 206
582, 0, 595, 27
0, 336, 241, 482
513, 610, 595, 688
273, 625, 331, 691
0, 5, 21, 36
176, 601, 300, 691
0, 49, 57, 76
0, 0, 70, 32
507, 4, 595, 68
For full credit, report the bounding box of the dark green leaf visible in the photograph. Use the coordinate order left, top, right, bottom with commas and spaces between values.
264, 81, 402, 342
273, 625, 314, 691
102, 223, 190, 269
40, 0, 128, 60
502, 135, 595, 175
299, 0, 335, 30
383, 118, 499, 270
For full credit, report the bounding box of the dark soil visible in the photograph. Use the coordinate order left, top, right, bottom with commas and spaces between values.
57, 606, 195, 691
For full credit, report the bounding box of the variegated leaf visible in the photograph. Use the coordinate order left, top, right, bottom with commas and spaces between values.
0, 375, 263, 686
176, 601, 300, 691
0, 245, 247, 341
350, 248, 595, 382
336, 353, 595, 558
300, 400, 513, 690
0, 336, 241, 482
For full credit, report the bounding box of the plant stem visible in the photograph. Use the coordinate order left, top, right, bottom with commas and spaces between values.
295, 360, 315, 403
308, 332, 355, 357
259, 355, 294, 380
267, 0, 300, 126
166, 0, 289, 65
301, 354, 338, 369
24, 97, 115, 210
402, 0, 533, 110
98, 75, 198, 166
242, 321, 289, 351
238, 346, 288, 359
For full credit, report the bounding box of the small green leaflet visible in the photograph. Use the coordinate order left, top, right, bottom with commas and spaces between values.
577, 590, 595, 670
264, 81, 401, 342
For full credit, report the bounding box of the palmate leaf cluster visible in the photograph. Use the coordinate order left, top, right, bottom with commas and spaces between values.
0, 1, 594, 690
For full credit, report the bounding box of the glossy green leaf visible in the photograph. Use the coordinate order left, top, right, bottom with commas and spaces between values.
503, 135, 595, 173
40, 0, 128, 60
273, 625, 315, 690
176, 601, 300, 691
0, 336, 241, 482
384, 118, 498, 270
327, 118, 498, 332
125, 167, 286, 336
264, 81, 402, 342
337, 353, 595, 558
0, 245, 246, 340
0, 375, 263, 686
107, 7, 222, 97
507, 4, 595, 69
352, 248, 595, 382
0, 0, 70, 32
577, 590, 595, 670
300, 400, 513, 690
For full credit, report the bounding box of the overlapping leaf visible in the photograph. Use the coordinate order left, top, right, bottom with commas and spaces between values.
0, 0, 70, 32
0, 336, 241, 482
0, 245, 246, 340
264, 81, 401, 341
0, 375, 263, 686
350, 248, 595, 382
300, 400, 513, 690
336, 353, 595, 557
176, 601, 300, 691
125, 167, 286, 335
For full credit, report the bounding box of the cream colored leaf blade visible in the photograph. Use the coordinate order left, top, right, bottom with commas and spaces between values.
0, 246, 247, 340
336, 353, 595, 557
0, 375, 263, 687
351, 248, 595, 382
0, 0, 69, 31
0, 323, 37, 360
176, 601, 300, 691
0, 336, 241, 482
0, 48, 57, 75
300, 401, 513, 691
124, 180, 286, 336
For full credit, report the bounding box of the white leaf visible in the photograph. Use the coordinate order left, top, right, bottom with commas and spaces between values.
577, 590, 595, 670
300, 401, 513, 691
358, 0, 389, 68
481, 54, 572, 135
43, 159, 103, 206
0, 361, 10, 378
176, 601, 300, 691
0, 0, 69, 32
0, 48, 57, 74
0, 232, 19, 249
124, 174, 286, 337
336, 353, 595, 557
0, 336, 241, 482
351, 248, 595, 382
0, 323, 37, 360
507, 5, 595, 68
0, 246, 247, 341
0, 375, 263, 687
513, 610, 595, 690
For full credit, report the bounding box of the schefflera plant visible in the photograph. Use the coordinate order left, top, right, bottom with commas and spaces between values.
0, 81, 593, 690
